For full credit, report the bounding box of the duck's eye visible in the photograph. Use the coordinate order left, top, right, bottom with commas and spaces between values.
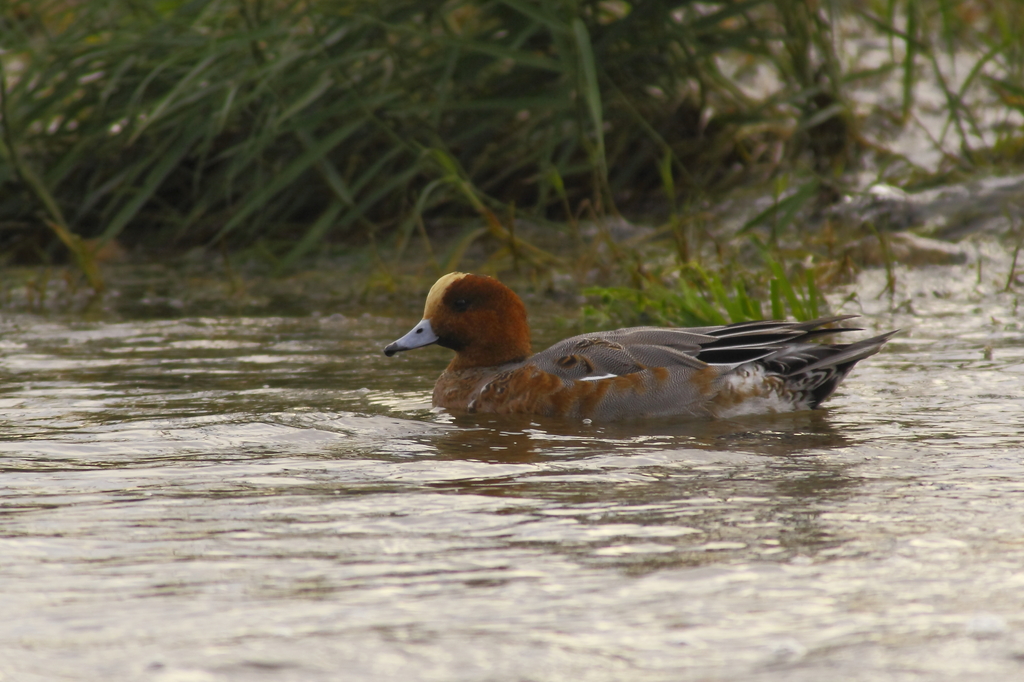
451, 298, 470, 312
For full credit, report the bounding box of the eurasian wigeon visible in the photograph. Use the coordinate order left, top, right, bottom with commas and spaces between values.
384, 272, 896, 420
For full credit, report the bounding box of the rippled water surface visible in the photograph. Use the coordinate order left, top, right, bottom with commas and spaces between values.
2, 253, 1023, 682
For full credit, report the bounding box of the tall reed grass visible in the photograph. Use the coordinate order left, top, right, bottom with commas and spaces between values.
1, 0, 1021, 279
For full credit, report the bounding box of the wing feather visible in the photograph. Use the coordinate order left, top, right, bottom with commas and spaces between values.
530, 317, 869, 383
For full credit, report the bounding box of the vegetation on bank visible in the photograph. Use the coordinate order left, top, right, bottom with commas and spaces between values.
1, 0, 1022, 319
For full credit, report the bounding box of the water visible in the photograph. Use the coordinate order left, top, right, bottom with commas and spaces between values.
1, 247, 1023, 682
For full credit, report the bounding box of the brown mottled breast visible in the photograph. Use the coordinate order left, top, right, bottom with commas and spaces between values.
432, 366, 503, 410
449, 362, 723, 420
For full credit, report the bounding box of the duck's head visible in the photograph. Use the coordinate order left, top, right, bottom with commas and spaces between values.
384, 272, 531, 369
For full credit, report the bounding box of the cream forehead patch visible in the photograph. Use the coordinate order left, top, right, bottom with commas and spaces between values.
423, 272, 468, 317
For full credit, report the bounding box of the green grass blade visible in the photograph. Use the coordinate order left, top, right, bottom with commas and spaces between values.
572, 18, 610, 208
497, 0, 570, 35
274, 200, 343, 274
766, 256, 807, 320
738, 179, 818, 234
770, 279, 785, 320
216, 118, 366, 240
101, 127, 204, 242
806, 269, 821, 318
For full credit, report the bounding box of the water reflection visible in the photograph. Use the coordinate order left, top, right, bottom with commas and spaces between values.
427, 409, 852, 463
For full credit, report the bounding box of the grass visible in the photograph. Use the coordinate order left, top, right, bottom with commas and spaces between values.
579, 233, 829, 329
1, 0, 1023, 319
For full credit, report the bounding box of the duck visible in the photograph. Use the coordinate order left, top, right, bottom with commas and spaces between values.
383, 272, 896, 420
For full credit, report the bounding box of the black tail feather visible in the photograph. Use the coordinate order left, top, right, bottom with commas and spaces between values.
761, 330, 899, 408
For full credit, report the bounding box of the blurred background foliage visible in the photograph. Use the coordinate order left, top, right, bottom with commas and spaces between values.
1, 0, 1022, 287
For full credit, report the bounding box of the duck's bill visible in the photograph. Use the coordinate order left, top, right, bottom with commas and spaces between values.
384, 319, 439, 356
